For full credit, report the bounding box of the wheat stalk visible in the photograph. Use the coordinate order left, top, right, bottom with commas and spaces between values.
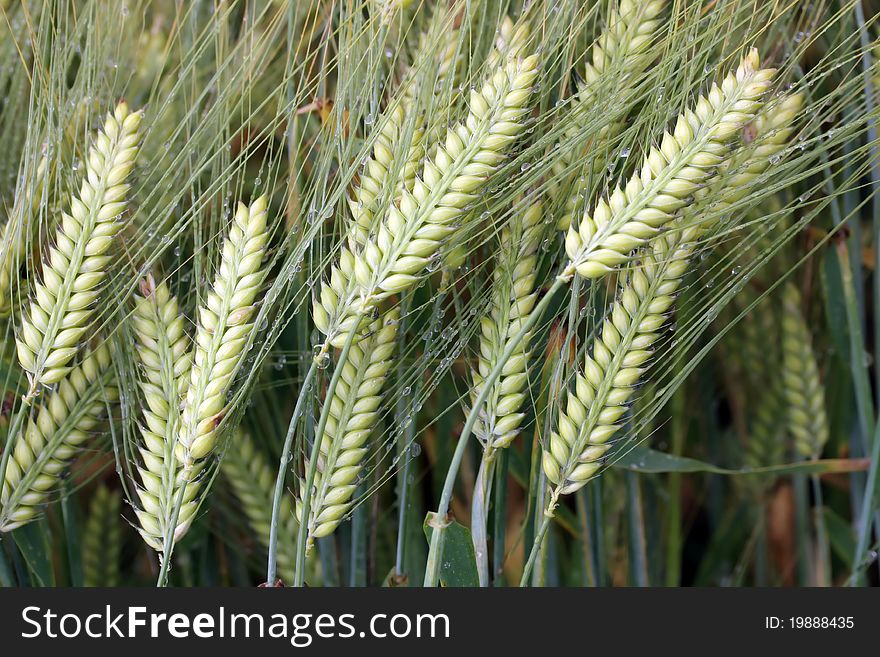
313, 53, 539, 349
222, 430, 307, 585
130, 276, 191, 552
555, 0, 667, 231
297, 308, 399, 545
562, 50, 774, 280
15, 102, 141, 396
0, 345, 115, 532
170, 196, 271, 543
780, 282, 828, 459
83, 484, 123, 587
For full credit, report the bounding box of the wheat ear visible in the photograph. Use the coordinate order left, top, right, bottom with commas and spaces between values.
171, 196, 270, 541
485, 15, 532, 68
562, 50, 774, 280
555, 0, 666, 230
15, 102, 141, 395
0, 345, 115, 532
222, 430, 303, 584
543, 232, 691, 498
297, 308, 399, 544
780, 283, 828, 459
314, 54, 539, 349
698, 93, 805, 226
130, 276, 191, 552
0, 157, 50, 318
83, 484, 123, 586
471, 201, 544, 455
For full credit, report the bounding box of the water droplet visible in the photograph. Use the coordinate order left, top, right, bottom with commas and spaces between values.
409, 442, 422, 458
402, 386, 411, 396
619, 147, 630, 159
520, 162, 532, 172
364, 113, 375, 126
173, 245, 181, 257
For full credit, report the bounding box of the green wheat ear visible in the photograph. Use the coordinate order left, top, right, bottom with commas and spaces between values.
543, 231, 692, 498
171, 195, 271, 542
0, 345, 116, 532
297, 308, 399, 544
222, 430, 316, 585
780, 283, 828, 459
130, 276, 192, 552
555, 0, 667, 231
313, 53, 539, 349
562, 50, 774, 281
83, 484, 123, 587
471, 200, 544, 455
15, 102, 142, 397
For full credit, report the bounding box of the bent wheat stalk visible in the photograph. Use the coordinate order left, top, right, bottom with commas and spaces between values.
0, 345, 115, 532
426, 51, 776, 586
130, 276, 191, 552
300, 51, 539, 587
16, 102, 141, 397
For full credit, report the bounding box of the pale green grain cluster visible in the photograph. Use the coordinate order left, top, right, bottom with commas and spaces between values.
16, 102, 141, 395
0, 345, 116, 532
222, 430, 301, 584
298, 309, 399, 543
555, 0, 667, 231
83, 484, 123, 587
313, 53, 539, 348
130, 277, 192, 552
563, 50, 774, 280
0, 157, 49, 318
543, 232, 692, 497
471, 200, 544, 455
780, 283, 828, 459
171, 196, 271, 542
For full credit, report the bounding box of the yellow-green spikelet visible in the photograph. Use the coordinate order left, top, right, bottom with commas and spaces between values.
130, 277, 192, 552
298, 309, 399, 542
16, 103, 141, 393
563, 50, 774, 280
313, 54, 540, 349
0, 345, 116, 532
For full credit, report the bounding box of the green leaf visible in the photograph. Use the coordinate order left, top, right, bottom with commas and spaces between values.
613, 445, 868, 476
423, 513, 479, 587
11, 520, 55, 587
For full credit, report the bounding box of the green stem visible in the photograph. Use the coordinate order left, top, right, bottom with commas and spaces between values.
294, 312, 365, 587
792, 472, 813, 585
852, 416, 880, 583
424, 276, 567, 586
665, 385, 686, 586
626, 470, 649, 586
520, 491, 559, 587
810, 473, 831, 587
492, 449, 509, 586
155, 479, 188, 587
266, 356, 320, 585
471, 450, 495, 587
